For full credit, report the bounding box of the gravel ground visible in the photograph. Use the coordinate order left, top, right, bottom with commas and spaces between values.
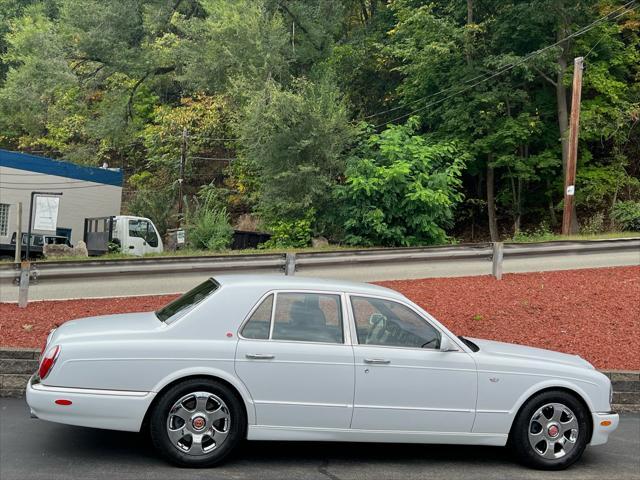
1, 266, 638, 370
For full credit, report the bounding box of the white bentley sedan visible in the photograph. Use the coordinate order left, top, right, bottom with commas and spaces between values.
27, 275, 618, 469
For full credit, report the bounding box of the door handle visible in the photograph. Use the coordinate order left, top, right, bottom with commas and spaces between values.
245, 354, 275, 360
364, 358, 391, 364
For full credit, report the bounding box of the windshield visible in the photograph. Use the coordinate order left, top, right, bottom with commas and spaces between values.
156, 278, 219, 322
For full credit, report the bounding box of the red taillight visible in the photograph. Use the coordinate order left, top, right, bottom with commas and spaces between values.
40, 328, 57, 360
39, 345, 60, 380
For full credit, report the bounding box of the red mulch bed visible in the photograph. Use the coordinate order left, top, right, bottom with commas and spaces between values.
1, 266, 638, 370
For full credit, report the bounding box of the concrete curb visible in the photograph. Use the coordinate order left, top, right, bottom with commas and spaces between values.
1, 348, 639, 411
0, 347, 39, 398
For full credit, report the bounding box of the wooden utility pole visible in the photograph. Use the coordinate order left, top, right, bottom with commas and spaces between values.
177, 127, 187, 220
562, 57, 584, 235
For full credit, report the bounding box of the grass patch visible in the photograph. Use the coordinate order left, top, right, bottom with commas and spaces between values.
0, 244, 371, 264
510, 231, 639, 243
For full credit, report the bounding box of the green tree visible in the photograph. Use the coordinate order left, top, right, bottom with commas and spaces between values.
337, 120, 467, 246
237, 75, 353, 229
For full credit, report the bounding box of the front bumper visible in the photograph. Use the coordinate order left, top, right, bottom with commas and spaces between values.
590, 411, 619, 446
26, 375, 155, 432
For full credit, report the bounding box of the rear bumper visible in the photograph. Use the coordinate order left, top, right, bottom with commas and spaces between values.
26, 376, 155, 432
590, 411, 619, 446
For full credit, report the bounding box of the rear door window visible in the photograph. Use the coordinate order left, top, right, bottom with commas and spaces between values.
241, 295, 274, 340
272, 293, 343, 344
241, 292, 344, 344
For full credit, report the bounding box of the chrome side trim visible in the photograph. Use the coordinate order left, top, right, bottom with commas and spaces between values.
254, 400, 352, 408
354, 404, 474, 413
251, 424, 508, 437
31, 382, 149, 397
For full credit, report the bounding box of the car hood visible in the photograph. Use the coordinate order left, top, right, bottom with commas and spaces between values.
49, 311, 160, 344
467, 337, 594, 370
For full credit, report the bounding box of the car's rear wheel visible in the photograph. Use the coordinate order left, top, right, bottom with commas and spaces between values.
149, 378, 246, 467
510, 390, 590, 470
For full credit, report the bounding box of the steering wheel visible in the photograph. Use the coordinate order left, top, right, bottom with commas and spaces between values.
366, 314, 387, 344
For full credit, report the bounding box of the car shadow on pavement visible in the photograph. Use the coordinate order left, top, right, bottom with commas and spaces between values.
9, 419, 620, 480
41, 422, 517, 467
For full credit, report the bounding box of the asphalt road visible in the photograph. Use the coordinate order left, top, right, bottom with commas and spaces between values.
1, 248, 638, 301
1, 398, 638, 480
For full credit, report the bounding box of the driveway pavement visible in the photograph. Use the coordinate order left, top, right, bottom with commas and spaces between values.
1, 398, 638, 480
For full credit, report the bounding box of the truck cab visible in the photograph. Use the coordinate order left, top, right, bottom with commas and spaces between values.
112, 215, 163, 256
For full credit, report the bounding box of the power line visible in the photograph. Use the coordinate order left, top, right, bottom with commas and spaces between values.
368, 0, 636, 122
368, 0, 638, 127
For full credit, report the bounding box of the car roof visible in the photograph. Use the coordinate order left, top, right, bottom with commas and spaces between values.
214, 274, 405, 299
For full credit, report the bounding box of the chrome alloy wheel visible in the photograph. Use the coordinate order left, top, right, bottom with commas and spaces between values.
166, 391, 231, 456
528, 403, 579, 460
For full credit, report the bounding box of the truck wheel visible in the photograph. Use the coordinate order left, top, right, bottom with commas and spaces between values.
149, 378, 246, 467
510, 390, 590, 470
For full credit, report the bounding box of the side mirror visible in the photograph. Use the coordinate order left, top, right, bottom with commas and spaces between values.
440, 335, 460, 352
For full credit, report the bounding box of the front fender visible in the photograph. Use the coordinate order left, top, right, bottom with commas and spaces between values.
509, 378, 596, 417
473, 374, 602, 435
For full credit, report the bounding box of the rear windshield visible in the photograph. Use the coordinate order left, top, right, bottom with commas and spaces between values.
156, 279, 219, 322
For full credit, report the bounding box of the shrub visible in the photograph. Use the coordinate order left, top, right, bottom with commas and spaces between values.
336, 120, 467, 247
127, 187, 176, 237
261, 216, 312, 249
611, 201, 640, 231
579, 212, 605, 235
187, 208, 234, 251
512, 222, 554, 242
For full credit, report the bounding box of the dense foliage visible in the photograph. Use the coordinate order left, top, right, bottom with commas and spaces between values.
337, 121, 467, 246
1, 0, 638, 249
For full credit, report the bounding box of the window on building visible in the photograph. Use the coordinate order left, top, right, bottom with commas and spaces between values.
0, 204, 9, 236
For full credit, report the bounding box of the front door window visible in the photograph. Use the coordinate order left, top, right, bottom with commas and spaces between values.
350, 296, 441, 349
129, 219, 159, 248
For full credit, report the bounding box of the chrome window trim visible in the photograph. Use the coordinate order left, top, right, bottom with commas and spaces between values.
238, 289, 351, 346
339, 293, 352, 346
268, 291, 278, 339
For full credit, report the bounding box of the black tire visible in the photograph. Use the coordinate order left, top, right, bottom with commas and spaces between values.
149, 378, 246, 467
509, 390, 591, 470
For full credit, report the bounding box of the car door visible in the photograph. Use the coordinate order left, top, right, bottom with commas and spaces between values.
235, 291, 355, 429
126, 218, 147, 256
349, 295, 477, 433
141, 219, 162, 254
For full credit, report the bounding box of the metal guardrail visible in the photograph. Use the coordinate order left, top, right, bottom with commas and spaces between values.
1, 253, 286, 281
1, 237, 638, 283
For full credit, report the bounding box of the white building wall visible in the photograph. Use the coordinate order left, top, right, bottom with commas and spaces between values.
0, 166, 122, 246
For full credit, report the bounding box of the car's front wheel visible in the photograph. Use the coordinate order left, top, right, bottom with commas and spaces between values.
149, 378, 246, 467
510, 390, 590, 470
